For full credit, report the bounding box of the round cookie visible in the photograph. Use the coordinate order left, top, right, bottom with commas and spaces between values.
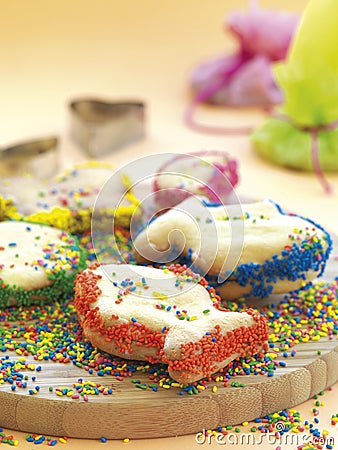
0, 162, 140, 233
0, 221, 86, 307
133, 199, 332, 299
74, 263, 268, 383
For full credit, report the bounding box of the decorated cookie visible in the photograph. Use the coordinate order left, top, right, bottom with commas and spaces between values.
74, 263, 268, 383
153, 151, 238, 209
0, 162, 140, 233
0, 221, 86, 307
133, 199, 332, 299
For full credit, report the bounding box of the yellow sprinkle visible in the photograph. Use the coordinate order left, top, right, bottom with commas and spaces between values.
162, 384, 170, 389
242, 421, 248, 426
123, 438, 130, 443
212, 386, 217, 393
152, 291, 168, 300
59, 438, 67, 444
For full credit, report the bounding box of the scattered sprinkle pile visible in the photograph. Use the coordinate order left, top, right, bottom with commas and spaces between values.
0, 225, 337, 446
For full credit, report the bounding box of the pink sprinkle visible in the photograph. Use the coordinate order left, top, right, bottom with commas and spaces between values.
83, 394, 88, 401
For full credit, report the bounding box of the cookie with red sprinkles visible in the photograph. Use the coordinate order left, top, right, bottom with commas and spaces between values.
0, 221, 86, 307
74, 263, 268, 383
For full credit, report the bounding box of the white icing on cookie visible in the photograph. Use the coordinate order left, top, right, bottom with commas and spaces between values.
133, 199, 331, 298
88, 265, 256, 344
0, 221, 81, 291
75, 264, 268, 382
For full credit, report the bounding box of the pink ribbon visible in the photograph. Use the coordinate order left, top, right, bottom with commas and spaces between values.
184, 52, 254, 135
185, 79, 334, 194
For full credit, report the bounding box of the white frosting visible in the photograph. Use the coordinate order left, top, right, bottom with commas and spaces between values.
0, 166, 133, 215
156, 154, 227, 193
133, 199, 328, 274
88, 264, 255, 347
0, 221, 78, 290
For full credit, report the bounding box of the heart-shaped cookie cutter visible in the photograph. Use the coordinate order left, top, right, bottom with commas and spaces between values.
0, 136, 59, 179
69, 98, 146, 157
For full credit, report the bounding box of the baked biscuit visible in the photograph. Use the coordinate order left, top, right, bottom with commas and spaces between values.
0, 221, 86, 307
74, 263, 268, 383
0, 162, 139, 233
133, 199, 332, 299
153, 151, 238, 209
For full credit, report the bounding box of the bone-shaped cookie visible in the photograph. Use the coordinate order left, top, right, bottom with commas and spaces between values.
133, 199, 332, 299
74, 264, 268, 383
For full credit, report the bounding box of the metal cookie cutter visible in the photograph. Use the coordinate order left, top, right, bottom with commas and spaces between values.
69, 98, 146, 157
0, 136, 59, 179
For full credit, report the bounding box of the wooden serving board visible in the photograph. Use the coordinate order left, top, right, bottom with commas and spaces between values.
0, 249, 337, 440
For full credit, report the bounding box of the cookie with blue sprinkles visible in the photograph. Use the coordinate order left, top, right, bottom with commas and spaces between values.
0, 221, 86, 307
133, 199, 332, 300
